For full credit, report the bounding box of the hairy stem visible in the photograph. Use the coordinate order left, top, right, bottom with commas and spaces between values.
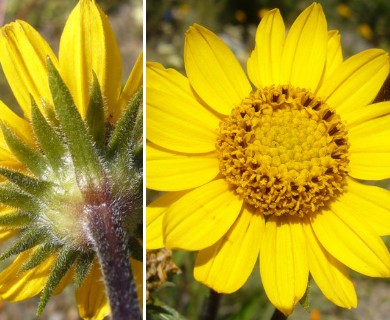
87, 199, 141, 320
202, 289, 221, 320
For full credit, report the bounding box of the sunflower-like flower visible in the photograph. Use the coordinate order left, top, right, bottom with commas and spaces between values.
0, 0, 142, 319
146, 3, 390, 316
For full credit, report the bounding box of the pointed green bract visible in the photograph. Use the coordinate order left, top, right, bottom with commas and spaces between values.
87, 73, 106, 153
0, 167, 51, 196
299, 277, 311, 312
0, 228, 46, 260
19, 242, 60, 273
75, 250, 95, 288
47, 58, 103, 190
107, 87, 142, 157
31, 99, 69, 174
0, 187, 40, 212
0, 123, 49, 178
0, 211, 32, 227
38, 247, 78, 315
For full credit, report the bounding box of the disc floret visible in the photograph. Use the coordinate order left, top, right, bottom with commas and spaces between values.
217, 85, 350, 217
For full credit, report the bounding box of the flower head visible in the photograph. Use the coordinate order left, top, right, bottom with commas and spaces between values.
0, 0, 142, 318
146, 3, 390, 315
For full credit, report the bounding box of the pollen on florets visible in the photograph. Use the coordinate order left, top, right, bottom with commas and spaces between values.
216, 85, 350, 217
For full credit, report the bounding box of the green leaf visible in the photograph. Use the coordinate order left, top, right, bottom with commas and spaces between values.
86, 73, 106, 153
46, 58, 103, 190
0, 167, 51, 197
75, 250, 95, 288
19, 242, 61, 273
0, 187, 40, 212
31, 98, 69, 174
128, 237, 142, 262
0, 211, 32, 227
0, 227, 46, 260
0, 123, 49, 178
38, 247, 78, 315
107, 87, 142, 157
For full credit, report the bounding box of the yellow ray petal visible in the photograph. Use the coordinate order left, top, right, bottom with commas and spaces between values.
348, 115, 390, 180
113, 52, 143, 123
339, 178, 390, 236
130, 258, 143, 309
146, 191, 189, 249
318, 49, 389, 114
0, 227, 18, 242
0, 20, 58, 117
164, 179, 243, 250
247, 9, 285, 88
76, 259, 110, 320
311, 207, 390, 277
184, 24, 252, 115
194, 206, 264, 293
304, 222, 357, 308
0, 100, 35, 147
343, 101, 390, 128
146, 143, 219, 191
0, 251, 56, 301
147, 62, 220, 153
349, 113, 390, 152
349, 152, 390, 180
317, 30, 343, 89
280, 3, 327, 91
260, 216, 309, 316
59, 0, 122, 118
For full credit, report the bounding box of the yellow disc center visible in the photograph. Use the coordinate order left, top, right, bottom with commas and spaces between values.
216, 85, 349, 217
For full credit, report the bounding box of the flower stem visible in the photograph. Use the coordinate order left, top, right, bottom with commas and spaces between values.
87, 200, 141, 320
202, 289, 221, 320
271, 308, 288, 320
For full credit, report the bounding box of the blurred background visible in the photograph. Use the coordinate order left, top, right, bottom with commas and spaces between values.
146, 0, 390, 320
0, 0, 142, 319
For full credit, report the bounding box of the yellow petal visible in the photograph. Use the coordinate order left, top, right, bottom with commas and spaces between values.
280, 3, 327, 91
247, 9, 285, 88
184, 24, 251, 115
0, 20, 58, 117
164, 179, 243, 250
194, 206, 264, 293
318, 49, 389, 114
349, 153, 390, 180
317, 30, 343, 89
146, 190, 188, 249
146, 143, 219, 191
340, 178, 390, 236
113, 52, 143, 123
260, 216, 309, 316
311, 206, 390, 277
0, 227, 18, 242
147, 62, 220, 153
304, 222, 357, 308
0, 251, 56, 301
0, 100, 35, 147
348, 115, 390, 180
59, 0, 122, 118
76, 259, 110, 320
349, 113, 390, 152
130, 258, 143, 309
343, 101, 390, 128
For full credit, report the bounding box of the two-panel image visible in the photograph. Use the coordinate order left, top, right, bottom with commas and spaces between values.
0, 0, 388, 319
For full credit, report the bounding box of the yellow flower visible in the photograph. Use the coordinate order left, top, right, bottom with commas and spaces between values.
0, 0, 142, 319
146, 3, 390, 316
